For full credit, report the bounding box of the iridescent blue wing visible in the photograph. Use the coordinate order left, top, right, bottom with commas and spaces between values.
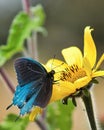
12, 80, 41, 115
14, 58, 47, 86
13, 77, 52, 115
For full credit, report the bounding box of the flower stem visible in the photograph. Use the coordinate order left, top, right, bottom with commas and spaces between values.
22, 0, 39, 60
31, 32, 39, 60
81, 90, 98, 130
0, 68, 15, 93
35, 118, 47, 130
22, 0, 31, 15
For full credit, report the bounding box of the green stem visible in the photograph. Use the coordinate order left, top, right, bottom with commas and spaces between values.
81, 91, 98, 130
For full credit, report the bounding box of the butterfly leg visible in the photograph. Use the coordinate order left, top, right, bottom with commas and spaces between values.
6, 103, 13, 110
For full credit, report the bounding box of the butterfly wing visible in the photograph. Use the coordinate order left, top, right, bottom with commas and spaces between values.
11, 58, 53, 116
14, 58, 47, 86
13, 80, 42, 115
34, 76, 53, 108
18, 77, 53, 115
13, 78, 53, 115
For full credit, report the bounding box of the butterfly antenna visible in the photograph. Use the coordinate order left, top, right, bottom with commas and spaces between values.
15, 115, 21, 122
52, 62, 64, 70
6, 103, 13, 110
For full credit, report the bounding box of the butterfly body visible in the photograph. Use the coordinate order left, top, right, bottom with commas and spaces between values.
7, 58, 55, 116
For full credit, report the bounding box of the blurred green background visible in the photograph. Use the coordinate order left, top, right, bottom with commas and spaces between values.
0, 0, 104, 130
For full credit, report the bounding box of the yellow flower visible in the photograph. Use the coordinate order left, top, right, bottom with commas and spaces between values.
46, 26, 104, 102
29, 26, 104, 121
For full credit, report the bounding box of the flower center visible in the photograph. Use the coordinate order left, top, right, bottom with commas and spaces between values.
60, 64, 86, 83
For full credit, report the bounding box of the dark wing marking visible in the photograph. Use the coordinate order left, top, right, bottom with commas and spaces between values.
33, 76, 53, 108
14, 58, 47, 86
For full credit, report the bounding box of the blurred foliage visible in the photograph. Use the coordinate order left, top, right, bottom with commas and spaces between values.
101, 124, 104, 130
46, 100, 74, 130
0, 3, 75, 130
0, 114, 29, 130
0, 4, 46, 67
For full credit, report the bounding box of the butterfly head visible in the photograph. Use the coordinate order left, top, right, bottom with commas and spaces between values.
50, 70, 55, 75
48, 70, 55, 80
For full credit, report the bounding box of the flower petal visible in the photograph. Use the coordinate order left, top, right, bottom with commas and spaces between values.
62, 47, 83, 68
94, 53, 104, 71
83, 57, 92, 77
74, 76, 91, 89
46, 59, 68, 71
50, 81, 76, 102
29, 107, 43, 121
45, 59, 68, 80
92, 70, 104, 77
84, 26, 97, 68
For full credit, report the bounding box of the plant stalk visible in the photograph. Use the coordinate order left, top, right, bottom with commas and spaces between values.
0, 68, 15, 93
31, 31, 39, 60
22, 0, 39, 60
81, 91, 98, 130
35, 118, 47, 130
22, 0, 31, 15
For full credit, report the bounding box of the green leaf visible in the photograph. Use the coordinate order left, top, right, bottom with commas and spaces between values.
91, 78, 99, 84
31, 4, 46, 28
0, 45, 21, 67
0, 4, 46, 67
7, 4, 46, 49
82, 88, 90, 97
0, 114, 29, 130
72, 97, 77, 107
46, 100, 74, 130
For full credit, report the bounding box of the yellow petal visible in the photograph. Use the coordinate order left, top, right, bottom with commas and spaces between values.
84, 26, 97, 68
46, 59, 68, 71
50, 81, 76, 102
45, 59, 68, 80
62, 47, 83, 68
92, 70, 104, 77
94, 53, 104, 71
83, 57, 92, 77
74, 76, 91, 89
29, 107, 43, 121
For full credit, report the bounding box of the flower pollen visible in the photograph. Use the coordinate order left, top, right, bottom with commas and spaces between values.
60, 64, 86, 83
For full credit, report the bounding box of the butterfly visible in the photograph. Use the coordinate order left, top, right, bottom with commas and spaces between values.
7, 58, 55, 116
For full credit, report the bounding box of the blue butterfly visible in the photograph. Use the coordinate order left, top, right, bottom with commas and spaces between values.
7, 58, 55, 117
